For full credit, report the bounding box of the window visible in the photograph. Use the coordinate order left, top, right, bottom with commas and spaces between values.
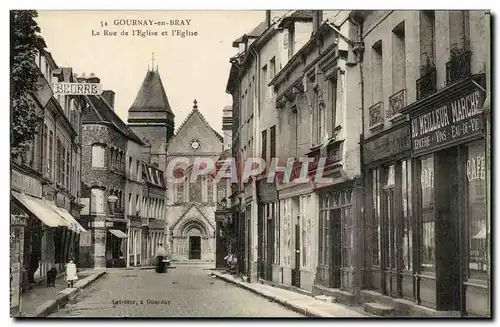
48, 131, 53, 177
420, 155, 435, 272
328, 78, 337, 135
128, 193, 133, 215
91, 144, 106, 168
270, 125, 276, 159
207, 178, 213, 203
371, 169, 381, 266
402, 160, 413, 271
371, 40, 383, 105
391, 21, 406, 94
466, 141, 487, 280
269, 57, 276, 97
176, 182, 184, 203
128, 156, 133, 177
261, 130, 267, 163
261, 65, 268, 100
318, 91, 326, 144
419, 11, 435, 67
191, 180, 202, 202
383, 165, 396, 270
42, 124, 48, 172
136, 160, 140, 181
136, 194, 140, 214
318, 195, 329, 266
66, 150, 70, 188
109, 148, 115, 167
56, 139, 62, 182
91, 188, 105, 214
115, 151, 120, 169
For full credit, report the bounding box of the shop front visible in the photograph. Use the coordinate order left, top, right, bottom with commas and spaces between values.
310, 139, 363, 303
408, 81, 488, 316
256, 179, 278, 282
361, 123, 413, 304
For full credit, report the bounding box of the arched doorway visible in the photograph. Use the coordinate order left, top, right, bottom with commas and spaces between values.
180, 220, 207, 260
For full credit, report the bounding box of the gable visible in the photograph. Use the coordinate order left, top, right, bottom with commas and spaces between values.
170, 203, 215, 234
167, 110, 223, 155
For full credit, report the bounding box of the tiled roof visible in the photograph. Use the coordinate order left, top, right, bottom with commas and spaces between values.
128, 70, 174, 115
84, 95, 144, 145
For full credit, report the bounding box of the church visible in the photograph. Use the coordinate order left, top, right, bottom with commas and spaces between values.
127, 63, 232, 262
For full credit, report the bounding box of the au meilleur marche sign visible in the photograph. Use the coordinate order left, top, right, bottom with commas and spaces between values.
411, 89, 484, 155
53, 82, 103, 96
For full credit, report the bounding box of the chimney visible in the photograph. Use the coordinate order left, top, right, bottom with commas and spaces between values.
313, 10, 323, 34
266, 10, 271, 27
102, 90, 115, 110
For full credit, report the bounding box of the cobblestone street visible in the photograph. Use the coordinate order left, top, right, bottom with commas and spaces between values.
51, 265, 304, 317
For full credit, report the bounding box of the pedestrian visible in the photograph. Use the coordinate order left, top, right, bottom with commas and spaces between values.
155, 243, 167, 273
65, 258, 78, 288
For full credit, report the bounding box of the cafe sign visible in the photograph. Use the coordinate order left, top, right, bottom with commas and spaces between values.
411, 89, 484, 155
53, 82, 103, 95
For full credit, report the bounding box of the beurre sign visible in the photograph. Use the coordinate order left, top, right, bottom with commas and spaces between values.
411, 89, 484, 155
363, 124, 411, 165
53, 82, 103, 95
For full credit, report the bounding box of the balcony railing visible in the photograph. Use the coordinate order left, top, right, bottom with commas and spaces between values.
446, 49, 471, 85
416, 68, 437, 101
388, 89, 406, 118
368, 101, 384, 128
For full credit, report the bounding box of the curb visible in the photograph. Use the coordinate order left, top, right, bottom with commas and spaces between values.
31, 271, 107, 317
211, 272, 332, 317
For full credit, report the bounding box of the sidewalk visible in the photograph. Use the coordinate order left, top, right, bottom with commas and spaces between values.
18, 270, 104, 317
211, 272, 369, 318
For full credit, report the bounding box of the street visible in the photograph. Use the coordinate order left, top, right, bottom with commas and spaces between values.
51, 265, 304, 317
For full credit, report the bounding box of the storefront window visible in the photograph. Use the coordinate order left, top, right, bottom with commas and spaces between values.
420, 156, 435, 272
466, 141, 487, 280
371, 169, 381, 266
402, 160, 413, 271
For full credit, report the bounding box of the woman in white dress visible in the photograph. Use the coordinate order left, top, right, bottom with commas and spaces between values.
65, 259, 78, 288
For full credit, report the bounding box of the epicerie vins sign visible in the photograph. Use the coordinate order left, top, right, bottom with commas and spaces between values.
411, 89, 484, 154
53, 83, 103, 95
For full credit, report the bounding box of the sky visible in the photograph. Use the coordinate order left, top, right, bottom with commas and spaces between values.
36, 10, 265, 133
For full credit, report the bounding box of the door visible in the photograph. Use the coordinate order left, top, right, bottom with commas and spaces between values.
292, 222, 301, 287
257, 205, 264, 279
383, 187, 399, 296
266, 215, 275, 281
330, 208, 342, 288
189, 236, 201, 259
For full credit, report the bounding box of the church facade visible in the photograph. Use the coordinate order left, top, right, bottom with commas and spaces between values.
165, 101, 226, 261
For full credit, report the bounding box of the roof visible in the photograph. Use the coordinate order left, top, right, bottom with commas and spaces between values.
174, 104, 223, 144
232, 21, 267, 47
84, 94, 144, 145
128, 70, 174, 115
277, 10, 313, 28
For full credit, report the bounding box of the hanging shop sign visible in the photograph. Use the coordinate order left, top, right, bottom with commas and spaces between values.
363, 124, 411, 165
53, 82, 103, 95
411, 89, 485, 155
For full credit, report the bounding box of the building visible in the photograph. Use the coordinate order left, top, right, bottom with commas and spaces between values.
127, 66, 175, 173
226, 10, 293, 282
359, 10, 490, 316
10, 49, 86, 307
79, 75, 149, 268
268, 11, 364, 295
165, 100, 224, 261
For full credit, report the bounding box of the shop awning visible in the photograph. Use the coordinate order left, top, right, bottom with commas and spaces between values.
473, 227, 488, 239
11, 191, 65, 228
109, 229, 128, 238
45, 201, 87, 234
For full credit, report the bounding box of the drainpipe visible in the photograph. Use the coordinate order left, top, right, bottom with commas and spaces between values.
349, 12, 365, 305
484, 10, 491, 316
